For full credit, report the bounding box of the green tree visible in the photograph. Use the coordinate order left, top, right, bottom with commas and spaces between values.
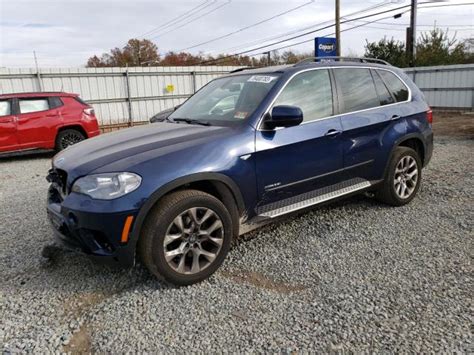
415, 28, 473, 66
364, 37, 407, 67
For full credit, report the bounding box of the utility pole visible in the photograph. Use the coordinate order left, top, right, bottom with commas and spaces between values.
33, 51, 43, 92
267, 51, 271, 66
407, 0, 417, 66
335, 0, 341, 56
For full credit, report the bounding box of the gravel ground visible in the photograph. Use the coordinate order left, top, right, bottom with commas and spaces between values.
1, 137, 472, 353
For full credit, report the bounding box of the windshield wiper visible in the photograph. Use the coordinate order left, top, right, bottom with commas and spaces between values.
173, 118, 211, 126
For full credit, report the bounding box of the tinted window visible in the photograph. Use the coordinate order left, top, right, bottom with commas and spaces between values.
0, 100, 11, 116
372, 70, 395, 105
334, 68, 379, 113
273, 69, 333, 122
49, 96, 63, 109
19, 99, 49, 114
377, 70, 409, 102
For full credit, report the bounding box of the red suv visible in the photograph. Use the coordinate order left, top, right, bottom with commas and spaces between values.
0, 92, 100, 155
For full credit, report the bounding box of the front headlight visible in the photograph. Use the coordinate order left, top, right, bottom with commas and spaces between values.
72, 172, 142, 200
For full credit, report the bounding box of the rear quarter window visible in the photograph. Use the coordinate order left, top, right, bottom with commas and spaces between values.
377, 70, 409, 102
49, 96, 64, 109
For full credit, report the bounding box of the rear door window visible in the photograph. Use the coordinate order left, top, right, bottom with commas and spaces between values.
273, 69, 333, 122
334, 68, 380, 113
377, 70, 409, 102
372, 70, 395, 106
19, 98, 50, 114
0, 100, 11, 116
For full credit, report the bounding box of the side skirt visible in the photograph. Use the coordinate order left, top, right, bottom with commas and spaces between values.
257, 178, 373, 219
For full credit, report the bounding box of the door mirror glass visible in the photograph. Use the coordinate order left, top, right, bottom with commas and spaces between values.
264, 105, 303, 129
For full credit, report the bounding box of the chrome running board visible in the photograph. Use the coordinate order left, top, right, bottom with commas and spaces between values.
258, 179, 372, 219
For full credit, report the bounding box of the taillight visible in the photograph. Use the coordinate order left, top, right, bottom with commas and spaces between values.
426, 109, 433, 124
84, 108, 95, 116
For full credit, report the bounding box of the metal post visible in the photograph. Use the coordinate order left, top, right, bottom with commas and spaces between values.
409, 0, 417, 66
335, 0, 341, 56
191, 71, 197, 93
124, 66, 133, 127
34, 51, 43, 92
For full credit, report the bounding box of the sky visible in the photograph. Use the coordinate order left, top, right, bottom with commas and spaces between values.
0, 0, 472, 68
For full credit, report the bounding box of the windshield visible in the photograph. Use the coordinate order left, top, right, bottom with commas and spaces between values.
169, 73, 281, 125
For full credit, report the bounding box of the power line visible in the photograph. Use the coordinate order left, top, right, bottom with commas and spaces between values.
199, 1, 474, 64
207, 1, 393, 55
138, 1, 213, 39
177, 0, 316, 52
150, 1, 232, 40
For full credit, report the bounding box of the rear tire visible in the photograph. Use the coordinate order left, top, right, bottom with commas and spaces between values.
138, 190, 233, 286
55, 129, 85, 151
376, 146, 422, 206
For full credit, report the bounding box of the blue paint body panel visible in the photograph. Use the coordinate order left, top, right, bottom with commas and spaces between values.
46, 61, 433, 267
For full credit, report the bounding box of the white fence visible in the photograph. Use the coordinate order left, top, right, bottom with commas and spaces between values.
0, 64, 472, 127
0, 66, 241, 126
404, 64, 474, 110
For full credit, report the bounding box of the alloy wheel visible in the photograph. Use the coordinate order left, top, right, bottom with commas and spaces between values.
60, 132, 83, 149
394, 155, 419, 199
163, 207, 224, 275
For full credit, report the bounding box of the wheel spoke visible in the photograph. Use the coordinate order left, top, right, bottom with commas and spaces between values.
164, 243, 185, 262
176, 254, 186, 273
173, 215, 184, 232
200, 209, 214, 224
202, 220, 222, 236
191, 249, 201, 273
197, 248, 216, 262
188, 208, 199, 224
164, 233, 183, 247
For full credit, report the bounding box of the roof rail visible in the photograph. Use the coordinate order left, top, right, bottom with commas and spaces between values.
229, 67, 254, 73
294, 57, 391, 67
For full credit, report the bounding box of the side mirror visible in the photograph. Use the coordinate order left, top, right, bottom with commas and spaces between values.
264, 105, 303, 129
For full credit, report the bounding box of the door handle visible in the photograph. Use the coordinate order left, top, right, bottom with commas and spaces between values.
391, 115, 401, 121
325, 129, 342, 137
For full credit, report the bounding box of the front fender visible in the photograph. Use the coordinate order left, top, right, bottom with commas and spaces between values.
126, 172, 245, 253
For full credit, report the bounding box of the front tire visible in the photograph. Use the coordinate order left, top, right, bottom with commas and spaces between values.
376, 146, 422, 206
138, 190, 233, 286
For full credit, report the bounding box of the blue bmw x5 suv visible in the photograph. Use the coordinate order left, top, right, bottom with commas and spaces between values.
47, 58, 433, 285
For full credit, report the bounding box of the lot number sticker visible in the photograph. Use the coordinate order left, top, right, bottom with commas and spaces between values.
247, 75, 277, 84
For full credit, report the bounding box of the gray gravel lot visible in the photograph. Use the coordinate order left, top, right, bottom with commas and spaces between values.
1, 137, 473, 353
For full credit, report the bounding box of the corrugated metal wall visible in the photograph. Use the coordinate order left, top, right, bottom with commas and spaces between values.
0, 64, 472, 127
404, 64, 474, 110
0, 66, 240, 126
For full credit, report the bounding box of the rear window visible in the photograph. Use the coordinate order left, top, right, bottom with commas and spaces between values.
334, 68, 380, 113
377, 70, 409, 102
0, 100, 11, 116
19, 98, 49, 114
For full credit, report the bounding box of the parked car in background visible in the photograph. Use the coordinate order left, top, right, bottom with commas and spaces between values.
46, 58, 433, 286
0, 92, 100, 155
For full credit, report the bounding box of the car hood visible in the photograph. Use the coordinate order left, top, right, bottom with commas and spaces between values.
53, 122, 229, 180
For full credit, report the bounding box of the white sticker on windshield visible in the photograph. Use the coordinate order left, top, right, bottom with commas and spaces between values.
247, 75, 277, 84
